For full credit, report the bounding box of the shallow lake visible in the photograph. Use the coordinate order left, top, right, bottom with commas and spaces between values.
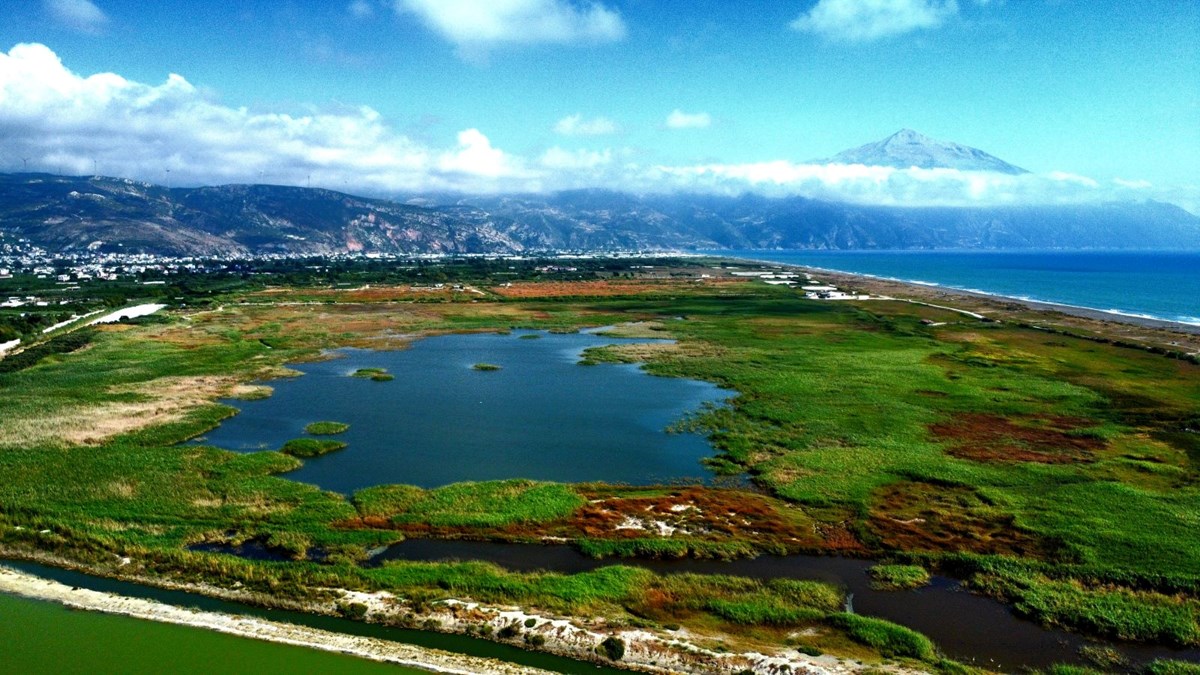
194, 329, 733, 492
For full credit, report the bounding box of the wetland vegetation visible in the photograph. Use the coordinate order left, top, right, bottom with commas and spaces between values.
304, 421, 350, 435
1, 256, 1197, 672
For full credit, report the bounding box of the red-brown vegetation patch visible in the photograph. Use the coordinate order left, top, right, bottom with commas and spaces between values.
930, 413, 1103, 464
247, 286, 457, 303
567, 487, 814, 544
336, 486, 825, 551
491, 278, 747, 299
867, 481, 1048, 557
814, 522, 869, 554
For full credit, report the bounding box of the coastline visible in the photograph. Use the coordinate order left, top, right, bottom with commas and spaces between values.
713, 253, 1200, 335
0, 565, 552, 675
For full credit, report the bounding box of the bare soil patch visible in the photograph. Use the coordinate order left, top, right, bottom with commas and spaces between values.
0, 375, 258, 448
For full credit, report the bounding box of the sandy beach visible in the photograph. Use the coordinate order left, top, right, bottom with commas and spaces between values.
779, 262, 1200, 336
723, 259, 1200, 357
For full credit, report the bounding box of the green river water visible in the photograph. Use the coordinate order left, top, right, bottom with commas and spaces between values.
0, 592, 424, 674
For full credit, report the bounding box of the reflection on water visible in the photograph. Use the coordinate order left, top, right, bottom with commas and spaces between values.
195, 330, 734, 493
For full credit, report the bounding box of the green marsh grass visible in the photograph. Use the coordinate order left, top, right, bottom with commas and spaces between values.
281, 438, 348, 458
869, 564, 931, 591
304, 421, 349, 435
354, 480, 584, 528
2, 276, 1198, 658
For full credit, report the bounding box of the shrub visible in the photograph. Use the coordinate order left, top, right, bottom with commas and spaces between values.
338, 602, 368, 619
600, 636, 625, 661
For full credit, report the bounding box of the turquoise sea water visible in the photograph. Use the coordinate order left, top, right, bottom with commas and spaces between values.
708, 250, 1200, 326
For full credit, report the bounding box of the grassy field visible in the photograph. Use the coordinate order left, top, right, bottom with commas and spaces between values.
0, 259, 1197, 668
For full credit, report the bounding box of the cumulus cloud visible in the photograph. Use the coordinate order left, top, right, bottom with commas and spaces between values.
44, 0, 109, 34
438, 128, 530, 179
553, 113, 617, 136
0, 43, 1187, 211
392, 0, 625, 56
0, 43, 532, 194
665, 109, 711, 129
791, 0, 958, 42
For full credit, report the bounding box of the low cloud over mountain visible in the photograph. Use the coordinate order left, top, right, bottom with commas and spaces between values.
1, 43, 1193, 214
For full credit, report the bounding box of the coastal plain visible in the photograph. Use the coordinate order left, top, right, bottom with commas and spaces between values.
1, 258, 1198, 674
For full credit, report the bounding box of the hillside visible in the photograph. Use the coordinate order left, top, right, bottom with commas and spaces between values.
2, 173, 1199, 256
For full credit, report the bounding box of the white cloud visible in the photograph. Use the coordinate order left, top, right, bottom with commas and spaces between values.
393, 0, 625, 55
553, 113, 617, 136
438, 128, 528, 178
1113, 177, 1152, 190
348, 0, 374, 19
642, 160, 1172, 209
665, 109, 711, 129
540, 146, 612, 170
0, 43, 532, 194
1, 43, 1191, 211
44, 0, 109, 34
791, 0, 958, 42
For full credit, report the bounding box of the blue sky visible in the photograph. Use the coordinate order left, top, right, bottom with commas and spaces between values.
1, 0, 1197, 210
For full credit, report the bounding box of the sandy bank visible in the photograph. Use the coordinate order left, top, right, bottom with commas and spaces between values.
0, 565, 553, 675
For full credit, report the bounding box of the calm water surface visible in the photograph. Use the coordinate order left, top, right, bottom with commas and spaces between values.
0, 589, 421, 675
372, 540, 1200, 672
195, 329, 733, 492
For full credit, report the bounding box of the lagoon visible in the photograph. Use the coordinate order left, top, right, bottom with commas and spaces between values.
195, 330, 732, 492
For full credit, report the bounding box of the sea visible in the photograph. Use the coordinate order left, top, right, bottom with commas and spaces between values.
706, 250, 1200, 327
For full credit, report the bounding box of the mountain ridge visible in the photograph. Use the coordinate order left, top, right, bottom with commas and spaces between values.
823, 129, 1030, 174
2, 172, 1199, 256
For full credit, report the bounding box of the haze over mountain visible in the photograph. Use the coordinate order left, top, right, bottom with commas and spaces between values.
824, 129, 1029, 175
3, 171, 1198, 257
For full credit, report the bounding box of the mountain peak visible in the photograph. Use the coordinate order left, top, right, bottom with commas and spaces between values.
825, 129, 1029, 175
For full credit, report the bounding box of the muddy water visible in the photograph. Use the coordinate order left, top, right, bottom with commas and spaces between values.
370, 540, 1200, 672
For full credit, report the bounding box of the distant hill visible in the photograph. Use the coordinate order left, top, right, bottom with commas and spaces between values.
824, 129, 1029, 174
2, 173, 1199, 256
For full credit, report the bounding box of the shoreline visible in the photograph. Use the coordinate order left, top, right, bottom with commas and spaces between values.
0, 553, 911, 675
714, 253, 1200, 335
0, 565, 553, 675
